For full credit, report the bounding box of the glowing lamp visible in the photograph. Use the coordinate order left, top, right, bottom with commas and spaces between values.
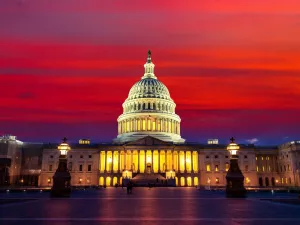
227, 137, 240, 157
47, 178, 51, 183
57, 137, 71, 156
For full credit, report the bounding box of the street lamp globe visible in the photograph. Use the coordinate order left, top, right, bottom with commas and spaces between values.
227, 137, 240, 158
57, 137, 71, 156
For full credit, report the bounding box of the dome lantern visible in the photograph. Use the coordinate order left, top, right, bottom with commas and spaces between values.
143, 50, 157, 80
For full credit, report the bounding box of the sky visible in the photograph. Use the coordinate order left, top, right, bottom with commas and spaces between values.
0, 0, 300, 145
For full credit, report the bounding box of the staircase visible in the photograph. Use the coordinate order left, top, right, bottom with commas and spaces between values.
131, 173, 175, 187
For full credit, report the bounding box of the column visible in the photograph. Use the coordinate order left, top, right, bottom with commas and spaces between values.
138, 150, 140, 173
172, 151, 174, 170
177, 151, 180, 173
112, 151, 115, 173
184, 151, 186, 173
124, 150, 127, 170
144, 151, 147, 173
104, 151, 107, 173
158, 150, 161, 172
191, 152, 194, 173
151, 150, 153, 172
131, 151, 133, 170
118, 151, 120, 173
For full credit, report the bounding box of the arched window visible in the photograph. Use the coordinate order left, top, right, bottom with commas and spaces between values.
148, 102, 151, 109
271, 177, 275, 186
265, 177, 269, 187
143, 103, 146, 110
153, 103, 156, 110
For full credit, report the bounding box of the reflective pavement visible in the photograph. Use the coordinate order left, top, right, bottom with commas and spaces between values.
0, 188, 300, 225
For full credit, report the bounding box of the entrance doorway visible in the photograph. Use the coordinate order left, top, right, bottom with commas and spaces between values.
146, 163, 152, 174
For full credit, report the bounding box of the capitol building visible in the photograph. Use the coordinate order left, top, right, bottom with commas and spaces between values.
1, 51, 300, 188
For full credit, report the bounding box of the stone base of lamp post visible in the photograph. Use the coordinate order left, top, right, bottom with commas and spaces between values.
50, 157, 71, 198
225, 158, 247, 198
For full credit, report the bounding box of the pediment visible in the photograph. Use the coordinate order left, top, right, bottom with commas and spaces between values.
124, 136, 173, 146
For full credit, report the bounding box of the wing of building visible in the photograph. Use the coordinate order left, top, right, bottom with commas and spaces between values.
1, 52, 300, 188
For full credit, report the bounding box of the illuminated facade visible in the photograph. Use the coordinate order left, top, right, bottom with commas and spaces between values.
1, 51, 300, 188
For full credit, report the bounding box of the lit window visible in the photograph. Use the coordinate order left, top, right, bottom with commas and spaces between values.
256, 166, 259, 172
268, 166, 271, 171
225, 163, 229, 172
142, 119, 146, 130
256, 157, 257, 160
288, 165, 290, 171
147, 119, 151, 131
152, 121, 156, 131
262, 166, 265, 172
206, 164, 211, 172
215, 165, 219, 172
261, 157, 264, 160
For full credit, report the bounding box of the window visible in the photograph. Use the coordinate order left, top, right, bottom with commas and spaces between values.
225, 155, 229, 158
49, 165, 53, 171
88, 165, 92, 171
268, 166, 271, 171
206, 155, 210, 159
89, 155, 92, 159
214, 155, 218, 159
256, 157, 257, 160
288, 165, 290, 171
284, 165, 286, 171
80, 155, 83, 158
215, 165, 219, 172
244, 155, 248, 159
50, 155, 53, 159
215, 178, 219, 184
245, 165, 248, 172
206, 164, 211, 172
261, 157, 264, 160
69, 155, 72, 159
262, 166, 265, 172
256, 166, 259, 172
225, 163, 229, 172
79, 165, 83, 171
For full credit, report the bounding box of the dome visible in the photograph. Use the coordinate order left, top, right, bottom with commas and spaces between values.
113, 50, 185, 144
127, 78, 172, 101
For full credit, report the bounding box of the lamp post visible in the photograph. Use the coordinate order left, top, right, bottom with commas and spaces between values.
50, 137, 71, 197
225, 137, 246, 198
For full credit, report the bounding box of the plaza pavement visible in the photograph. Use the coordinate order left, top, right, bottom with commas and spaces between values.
0, 187, 300, 225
